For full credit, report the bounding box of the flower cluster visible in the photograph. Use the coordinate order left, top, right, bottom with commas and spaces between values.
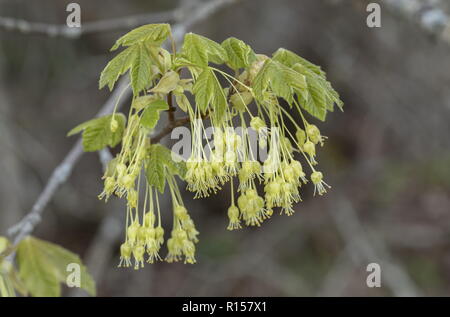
78, 25, 343, 268
182, 54, 333, 231
98, 111, 198, 269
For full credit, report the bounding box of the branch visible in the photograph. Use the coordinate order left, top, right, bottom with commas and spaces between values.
7, 77, 132, 246
6, 0, 240, 250
0, 9, 181, 38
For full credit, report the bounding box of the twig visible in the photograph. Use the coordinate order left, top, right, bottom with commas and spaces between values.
167, 91, 176, 125
152, 116, 191, 143
0, 10, 180, 39
98, 148, 113, 171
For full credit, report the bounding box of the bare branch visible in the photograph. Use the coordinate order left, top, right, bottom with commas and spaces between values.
7, 77, 131, 247
0, 9, 180, 38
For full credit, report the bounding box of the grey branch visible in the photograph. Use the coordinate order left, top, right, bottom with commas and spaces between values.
0, 9, 179, 38
6, 0, 239, 251
7, 77, 132, 247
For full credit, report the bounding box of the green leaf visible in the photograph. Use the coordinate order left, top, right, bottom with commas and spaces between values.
273, 48, 325, 78
16, 236, 96, 297
252, 60, 306, 104
175, 93, 190, 112
130, 42, 154, 95
111, 23, 171, 51
145, 144, 186, 193
181, 33, 228, 66
132, 94, 160, 111
140, 99, 169, 129
192, 68, 227, 123
99, 45, 138, 91
150, 70, 180, 94
67, 113, 126, 152
292, 63, 343, 121
221, 37, 256, 70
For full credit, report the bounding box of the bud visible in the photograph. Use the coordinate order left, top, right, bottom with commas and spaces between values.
104, 177, 115, 194
150, 70, 180, 94
116, 163, 127, 177
230, 91, 253, 112
174, 205, 189, 221
250, 116, 266, 132
132, 245, 145, 269
248, 54, 269, 82
110, 118, 119, 132
158, 48, 172, 72
144, 212, 155, 227
127, 222, 140, 245
296, 129, 306, 147
120, 243, 131, 257
311, 171, 323, 184
306, 124, 321, 145
121, 174, 135, 189
303, 140, 316, 157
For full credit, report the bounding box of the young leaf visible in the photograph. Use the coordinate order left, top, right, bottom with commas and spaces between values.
111, 23, 171, 51
16, 236, 96, 297
175, 93, 190, 112
150, 70, 180, 94
292, 63, 343, 121
155, 144, 187, 178
145, 144, 187, 193
99, 45, 138, 91
192, 68, 227, 122
140, 99, 169, 129
252, 60, 306, 104
67, 113, 126, 152
272, 48, 325, 78
130, 42, 154, 95
132, 94, 160, 111
221, 37, 256, 70
181, 33, 228, 66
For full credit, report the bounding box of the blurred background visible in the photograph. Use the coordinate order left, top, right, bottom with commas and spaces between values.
1, 0, 450, 296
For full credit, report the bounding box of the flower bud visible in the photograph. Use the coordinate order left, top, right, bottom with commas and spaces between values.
296, 129, 306, 147
174, 205, 189, 221
250, 116, 266, 132
306, 124, 321, 144
116, 163, 127, 177
230, 91, 253, 112
110, 118, 119, 132
303, 140, 316, 157
311, 171, 323, 184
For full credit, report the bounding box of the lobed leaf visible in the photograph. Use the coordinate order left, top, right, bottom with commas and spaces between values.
16, 236, 95, 297
67, 113, 126, 152
273, 48, 325, 78
99, 45, 138, 91
145, 144, 186, 193
192, 68, 227, 123
111, 23, 171, 51
140, 99, 169, 129
181, 33, 227, 66
130, 42, 154, 95
221, 37, 256, 70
